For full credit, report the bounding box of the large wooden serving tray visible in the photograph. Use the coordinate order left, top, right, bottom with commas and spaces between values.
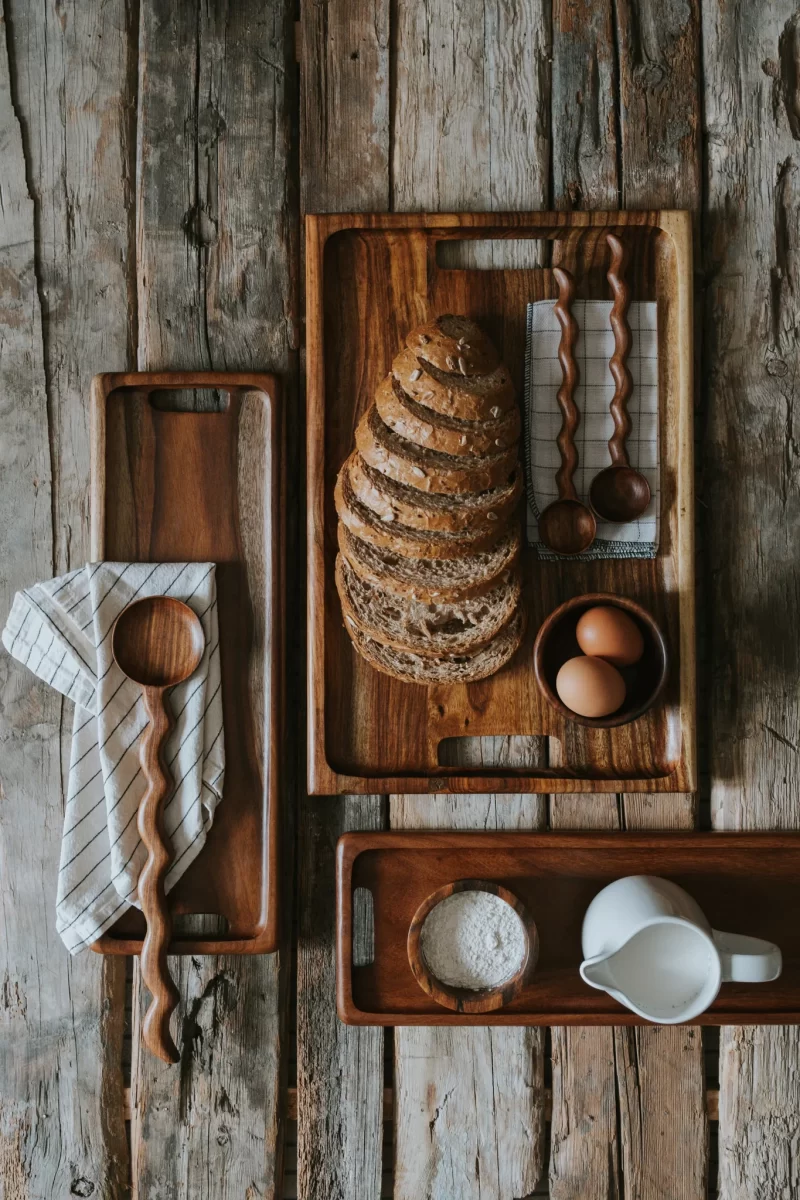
337, 832, 800, 1026
89, 372, 283, 955
307, 210, 695, 794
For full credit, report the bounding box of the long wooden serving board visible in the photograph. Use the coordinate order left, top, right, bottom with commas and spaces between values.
306, 211, 695, 794
89, 372, 283, 955
337, 832, 799, 1026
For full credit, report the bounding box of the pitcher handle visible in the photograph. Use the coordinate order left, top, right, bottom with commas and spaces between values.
712, 930, 782, 984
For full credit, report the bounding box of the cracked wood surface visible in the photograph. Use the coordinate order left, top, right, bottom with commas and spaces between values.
129, 3, 296, 1196
548, 2, 707, 1197
704, 2, 800, 1196
0, 3, 131, 1196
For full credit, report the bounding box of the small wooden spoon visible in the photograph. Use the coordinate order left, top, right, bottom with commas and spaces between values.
112, 595, 205, 1064
589, 232, 652, 522
538, 266, 597, 556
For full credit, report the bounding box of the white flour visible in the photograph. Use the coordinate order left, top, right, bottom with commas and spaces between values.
419, 888, 527, 989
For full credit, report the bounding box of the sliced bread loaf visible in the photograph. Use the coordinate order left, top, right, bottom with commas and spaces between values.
338, 523, 521, 602
348, 453, 522, 534
336, 554, 521, 656
375, 374, 521, 457
355, 404, 517, 495
335, 462, 502, 559
405, 314, 500, 376
393, 347, 516, 421
347, 606, 526, 684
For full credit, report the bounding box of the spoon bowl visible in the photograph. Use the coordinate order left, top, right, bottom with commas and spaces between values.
538, 497, 597, 556
111, 594, 206, 1064
589, 464, 652, 523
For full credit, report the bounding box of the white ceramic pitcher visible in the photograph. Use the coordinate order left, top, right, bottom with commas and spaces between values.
580, 876, 782, 1023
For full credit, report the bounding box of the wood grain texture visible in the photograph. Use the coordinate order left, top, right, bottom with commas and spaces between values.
549, 1, 705, 1194
297, 4, 388, 1196
130, 2, 297, 1194
703, 1, 800, 1194
0, 4, 130, 1195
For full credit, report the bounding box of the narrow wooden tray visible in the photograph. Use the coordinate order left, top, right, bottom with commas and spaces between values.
306, 210, 695, 794
336, 832, 800, 1025
89, 372, 283, 955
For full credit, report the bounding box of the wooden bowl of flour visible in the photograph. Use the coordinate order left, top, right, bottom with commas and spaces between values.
407, 879, 539, 1013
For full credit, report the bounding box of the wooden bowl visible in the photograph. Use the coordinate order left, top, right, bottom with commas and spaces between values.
533, 592, 668, 729
407, 879, 539, 1013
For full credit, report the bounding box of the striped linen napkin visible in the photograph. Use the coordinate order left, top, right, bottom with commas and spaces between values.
1, 562, 224, 953
524, 299, 660, 560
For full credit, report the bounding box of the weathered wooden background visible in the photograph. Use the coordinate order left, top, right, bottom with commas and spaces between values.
1, 0, 798, 1197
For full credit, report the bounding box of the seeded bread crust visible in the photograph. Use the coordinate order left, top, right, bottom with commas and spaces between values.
375, 374, 521, 457
347, 453, 522, 534
355, 404, 517, 496
336, 554, 521, 656
405, 314, 500, 376
338, 523, 521, 602
348, 605, 526, 684
392, 347, 516, 421
335, 464, 502, 559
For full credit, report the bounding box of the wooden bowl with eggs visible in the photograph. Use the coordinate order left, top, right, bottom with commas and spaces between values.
532, 593, 668, 729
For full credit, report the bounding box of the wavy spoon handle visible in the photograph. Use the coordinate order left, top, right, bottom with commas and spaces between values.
137, 687, 180, 1064
552, 266, 581, 501
606, 232, 634, 468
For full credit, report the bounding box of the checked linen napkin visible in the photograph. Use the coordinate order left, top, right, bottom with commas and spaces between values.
524, 298, 660, 560
1, 562, 224, 953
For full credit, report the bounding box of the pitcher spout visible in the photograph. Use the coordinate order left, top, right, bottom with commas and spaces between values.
580, 954, 617, 991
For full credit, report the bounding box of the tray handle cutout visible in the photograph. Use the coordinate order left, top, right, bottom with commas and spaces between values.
172, 912, 230, 937
352, 887, 375, 967
435, 239, 547, 270
149, 387, 231, 413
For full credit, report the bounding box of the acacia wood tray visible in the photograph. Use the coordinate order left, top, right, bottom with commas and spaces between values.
336, 832, 800, 1026
89, 372, 283, 955
306, 210, 695, 794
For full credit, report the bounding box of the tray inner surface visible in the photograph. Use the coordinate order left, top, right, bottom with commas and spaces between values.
92, 378, 279, 953
341, 837, 800, 1023
318, 217, 691, 787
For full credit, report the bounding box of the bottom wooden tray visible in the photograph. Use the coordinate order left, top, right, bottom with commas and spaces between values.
336, 832, 800, 1025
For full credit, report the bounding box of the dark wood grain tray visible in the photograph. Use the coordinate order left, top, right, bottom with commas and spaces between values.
306, 210, 695, 795
336, 832, 800, 1025
89, 372, 283, 955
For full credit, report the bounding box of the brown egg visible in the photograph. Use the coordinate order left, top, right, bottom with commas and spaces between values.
575, 605, 644, 667
555, 655, 627, 719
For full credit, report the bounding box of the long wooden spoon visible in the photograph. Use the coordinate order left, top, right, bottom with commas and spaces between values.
112, 595, 205, 1064
589, 232, 652, 522
538, 266, 597, 556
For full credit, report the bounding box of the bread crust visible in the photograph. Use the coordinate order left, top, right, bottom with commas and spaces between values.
375, 374, 520, 457
355, 404, 517, 496
335, 464, 502, 559
347, 606, 527, 683
393, 347, 516, 421
335, 554, 521, 656
337, 523, 521, 602
405, 314, 500, 376
347, 453, 522, 534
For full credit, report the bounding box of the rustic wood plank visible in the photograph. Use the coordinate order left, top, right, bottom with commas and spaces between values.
130, 3, 296, 1194
0, 3, 132, 1195
549, 1, 706, 1196
389, 3, 551, 1195
703, 2, 800, 1194
298, 2, 390, 1196
296, 797, 386, 1200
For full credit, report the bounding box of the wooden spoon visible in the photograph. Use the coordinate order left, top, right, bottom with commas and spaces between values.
111, 595, 206, 1064
588, 232, 652, 522
538, 266, 597, 556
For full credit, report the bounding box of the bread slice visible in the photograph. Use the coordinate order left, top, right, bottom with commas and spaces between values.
347, 606, 526, 684
355, 404, 517, 495
375, 374, 521, 457
348, 453, 522, 534
335, 462, 502, 559
336, 554, 520, 656
338, 522, 521, 601
405, 315, 500, 376
393, 347, 516, 421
